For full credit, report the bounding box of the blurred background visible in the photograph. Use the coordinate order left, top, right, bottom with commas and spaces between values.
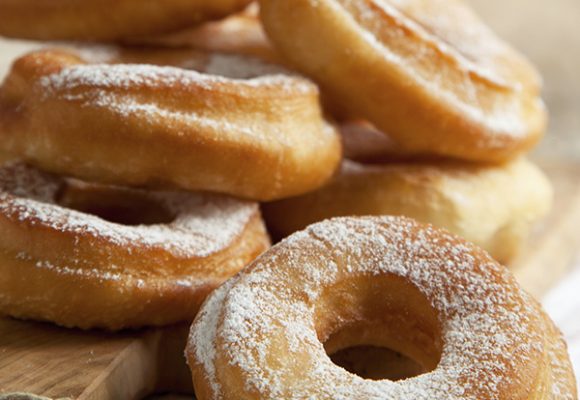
469, 0, 580, 162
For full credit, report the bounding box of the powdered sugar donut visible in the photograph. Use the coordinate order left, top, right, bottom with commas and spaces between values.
259, 0, 547, 162
0, 0, 252, 41
0, 47, 341, 201
0, 163, 270, 330
186, 217, 576, 399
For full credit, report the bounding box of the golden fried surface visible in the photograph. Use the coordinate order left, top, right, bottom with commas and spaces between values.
259, 0, 547, 162
0, 163, 270, 330
0, 0, 253, 41
263, 158, 552, 263
0, 47, 341, 201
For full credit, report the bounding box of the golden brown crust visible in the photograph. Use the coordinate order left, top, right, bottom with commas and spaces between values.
0, 48, 341, 201
259, 0, 547, 162
187, 217, 576, 399
0, 163, 270, 330
263, 158, 553, 263
0, 0, 253, 41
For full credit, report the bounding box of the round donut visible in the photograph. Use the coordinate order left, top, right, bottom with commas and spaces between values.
132, 3, 280, 64
263, 159, 553, 263
0, 47, 341, 201
186, 216, 576, 399
258, 0, 547, 162
0, 163, 270, 330
0, 0, 252, 41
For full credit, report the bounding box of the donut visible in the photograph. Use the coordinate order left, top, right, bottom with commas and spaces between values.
0, 163, 270, 330
0, 0, 253, 41
258, 0, 547, 163
131, 3, 280, 63
0, 47, 341, 201
186, 217, 577, 399
263, 158, 552, 263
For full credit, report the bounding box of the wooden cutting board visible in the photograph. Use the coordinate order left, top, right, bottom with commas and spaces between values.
0, 161, 579, 400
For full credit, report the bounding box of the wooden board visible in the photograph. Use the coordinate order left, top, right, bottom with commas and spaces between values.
0, 161, 579, 400
0, 322, 193, 400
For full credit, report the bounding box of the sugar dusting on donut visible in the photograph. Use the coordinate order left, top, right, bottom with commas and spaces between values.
33, 58, 315, 143
38, 58, 314, 96
189, 217, 570, 399
0, 163, 257, 258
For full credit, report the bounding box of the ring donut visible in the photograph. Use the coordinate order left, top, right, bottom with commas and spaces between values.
0, 47, 341, 201
0, 0, 252, 41
0, 163, 270, 330
259, 0, 547, 162
186, 217, 576, 399
263, 159, 552, 262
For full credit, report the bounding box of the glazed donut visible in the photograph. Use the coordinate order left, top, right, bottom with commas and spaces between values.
0, 163, 270, 330
259, 0, 547, 163
0, 0, 252, 41
186, 217, 577, 399
0, 47, 341, 201
132, 3, 280, 63
263, 158, 552, 263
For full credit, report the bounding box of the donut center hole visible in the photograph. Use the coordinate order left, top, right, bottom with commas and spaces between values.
58, 185, 175, 226
316, 274, 442, 381
329, 345, 424, 381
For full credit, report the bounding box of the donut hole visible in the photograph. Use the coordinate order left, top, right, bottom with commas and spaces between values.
329, 345, 424, 381
315, 274, 442, 381
58, 184, 175, 226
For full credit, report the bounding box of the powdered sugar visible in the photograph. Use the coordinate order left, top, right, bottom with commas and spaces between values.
38, 54, 313, 97
188, 217, 568, 399
32, 51, 314, 145
0, 163, 257, 258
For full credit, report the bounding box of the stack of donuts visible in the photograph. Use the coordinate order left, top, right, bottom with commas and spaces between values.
0, 0, 576, 399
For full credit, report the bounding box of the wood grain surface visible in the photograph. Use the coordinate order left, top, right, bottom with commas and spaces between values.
0, 321, 193, 399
